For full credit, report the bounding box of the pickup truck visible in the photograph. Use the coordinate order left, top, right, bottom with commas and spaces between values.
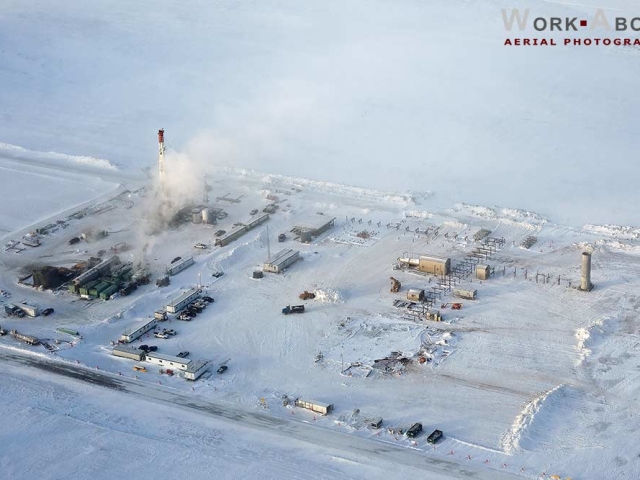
282, 305, 305, 315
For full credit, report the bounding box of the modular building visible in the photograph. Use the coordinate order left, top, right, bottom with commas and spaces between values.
78, 279, 100, 296
100, 284, 119, 300
166, 288, 200, 314
215, 225, 248, 247
112, 345, 145, 361
120, 319, 157, 343
294, 398, 334, 416
291, 215, 336, 242
185, 359, 209, 380
145, 352, 192, 371
453, 288, 477, 300
407, 288, 425, 302
89, 281, 110, 297
246, 213, 270, 230
18, 303, 39, 317
263, 249, 300, 273
476, 264, 491, 280
418, 255, 451, 275
166, 257, 194, 276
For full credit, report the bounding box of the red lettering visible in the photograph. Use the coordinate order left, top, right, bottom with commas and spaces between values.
504, 38, 513, 45
515, 39, 521, 45
524, 38, 531, 45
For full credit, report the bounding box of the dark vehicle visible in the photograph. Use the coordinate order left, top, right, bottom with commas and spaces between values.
202, 296, 215, 303
250, 209, 258, 215
42, 308, 54, 317
177, 351, 189, 358
178, 312, 192, 321
189, 303, 202, 313
68, 237, 80, 245
278, 233, 286, 242
171, 256, 182, 264
212, 271, 224, 278
427, 429, 443, 444
282, 305, 305, 315
148, 346, 158, 352
214, 230, 226, 237
14, 309, 25, 318
139, 345, 149, 352
217, 365, 228, 374
406, 423, 423, 438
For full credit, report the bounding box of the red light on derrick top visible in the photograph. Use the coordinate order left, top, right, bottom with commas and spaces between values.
158, 129, 164, 143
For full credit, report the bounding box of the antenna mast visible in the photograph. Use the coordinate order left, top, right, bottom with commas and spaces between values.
267, 225, 271, 261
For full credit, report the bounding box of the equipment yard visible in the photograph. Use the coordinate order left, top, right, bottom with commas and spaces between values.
1, 161, 639, 480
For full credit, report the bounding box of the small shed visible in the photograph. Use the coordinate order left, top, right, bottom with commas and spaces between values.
453, 288, 477, 300
407, 288, 425, 302
476, 264, 491, 280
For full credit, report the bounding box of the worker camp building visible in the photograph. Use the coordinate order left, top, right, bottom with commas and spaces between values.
291, 215, 336, 242
166, 257, 194, 276
215, 213, 270, 247
145, 352, 191, 371
263, 249, 300, 273
166, 288, 200, 314
120, 319, 157, 343
185, 359, 209, 381
112, 345, 145, 361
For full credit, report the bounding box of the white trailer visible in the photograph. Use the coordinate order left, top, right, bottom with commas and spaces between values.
18, 303, 39, 317
185, 359, 209, 380
294, 398, 334, 416
120, 319, 157, 343
145, 352, 191, 371
166, 288, 200, 314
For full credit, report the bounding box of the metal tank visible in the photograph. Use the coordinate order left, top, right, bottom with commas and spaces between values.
192, 208, 202, 224
202, 208, 216, 225
580, 251, 592, 291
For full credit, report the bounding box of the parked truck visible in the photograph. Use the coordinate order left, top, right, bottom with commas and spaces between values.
282, 305, 305, 315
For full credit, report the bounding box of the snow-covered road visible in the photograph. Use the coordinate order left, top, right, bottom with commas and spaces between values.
0, 348, 518, 480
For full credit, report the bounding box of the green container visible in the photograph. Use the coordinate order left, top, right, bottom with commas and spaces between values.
100, 285, 118, 300
89, 282, 110, 297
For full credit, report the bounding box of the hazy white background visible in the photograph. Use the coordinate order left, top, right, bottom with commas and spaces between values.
0, 0, 638, 226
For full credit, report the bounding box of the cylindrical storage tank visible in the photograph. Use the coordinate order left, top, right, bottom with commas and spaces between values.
202, 208, 216, 225
300, 231, 312, 243
192, 208, 202, 224
580, 252, 592, 291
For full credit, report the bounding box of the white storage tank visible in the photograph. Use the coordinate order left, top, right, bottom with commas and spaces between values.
202, 208, 216, 225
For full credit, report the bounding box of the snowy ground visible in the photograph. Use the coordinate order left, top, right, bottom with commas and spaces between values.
1, 166, 640, 479
2, 1, 640, 478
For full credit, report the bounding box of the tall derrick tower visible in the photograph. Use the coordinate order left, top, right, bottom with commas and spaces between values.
158, 129, 166, 192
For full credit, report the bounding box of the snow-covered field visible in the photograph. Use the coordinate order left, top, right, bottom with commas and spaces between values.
1, 167, 640, 479
1, 0, 640, 478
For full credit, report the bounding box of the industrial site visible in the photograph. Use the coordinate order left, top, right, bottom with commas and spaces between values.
2, 128, 639, 480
